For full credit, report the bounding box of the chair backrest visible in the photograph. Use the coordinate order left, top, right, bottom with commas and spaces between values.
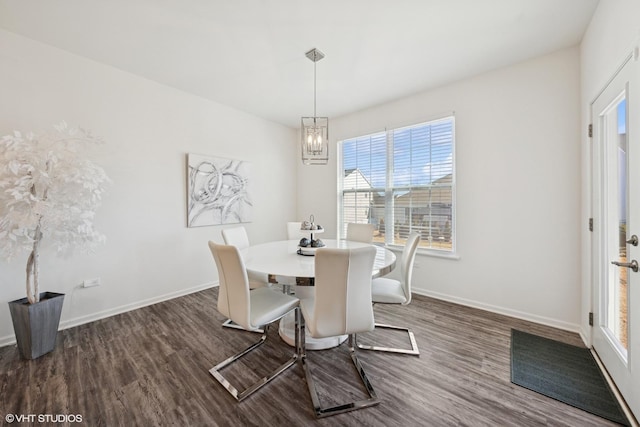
309, 246, 377, 338
400, 232, 421, 305
221, 226, 250, 250
346, 223, 375, 243
287, 222, 304, 240
208, 241, 252, 329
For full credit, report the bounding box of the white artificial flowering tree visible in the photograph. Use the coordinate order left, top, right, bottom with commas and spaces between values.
0, 122, 110, 304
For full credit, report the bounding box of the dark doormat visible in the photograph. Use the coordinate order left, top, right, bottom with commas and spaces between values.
510, 329, 630, 426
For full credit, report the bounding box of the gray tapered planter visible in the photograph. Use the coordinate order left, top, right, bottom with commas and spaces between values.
8, 292, 65, 360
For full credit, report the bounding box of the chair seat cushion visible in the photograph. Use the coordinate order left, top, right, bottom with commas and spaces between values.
371, 277, 408, 304
250, 287, 298, 327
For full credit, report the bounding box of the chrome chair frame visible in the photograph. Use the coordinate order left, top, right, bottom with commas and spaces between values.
210, 307, 300, 401
355, 320, 420, 356
356, 232, 421, 356
299, 315, 379, 418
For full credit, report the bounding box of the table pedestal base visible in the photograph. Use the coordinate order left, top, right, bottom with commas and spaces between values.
278, 312, 347, 350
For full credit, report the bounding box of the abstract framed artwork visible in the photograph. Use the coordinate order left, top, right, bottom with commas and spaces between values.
187, 153, 253, 227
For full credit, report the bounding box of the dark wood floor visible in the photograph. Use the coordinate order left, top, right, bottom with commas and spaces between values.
0, 288, 622, 426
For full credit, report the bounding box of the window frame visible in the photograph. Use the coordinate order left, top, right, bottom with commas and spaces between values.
337, 115, 457, 257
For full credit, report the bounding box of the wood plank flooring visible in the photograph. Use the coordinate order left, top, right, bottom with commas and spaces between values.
0, 288, 623, 426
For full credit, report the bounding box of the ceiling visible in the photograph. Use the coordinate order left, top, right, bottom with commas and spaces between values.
0, 0, 599, 129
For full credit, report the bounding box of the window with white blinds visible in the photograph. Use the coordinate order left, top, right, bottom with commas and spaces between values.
338, 116, 455, 251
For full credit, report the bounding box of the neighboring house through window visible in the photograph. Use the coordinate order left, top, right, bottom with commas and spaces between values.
338, 116, 455, 252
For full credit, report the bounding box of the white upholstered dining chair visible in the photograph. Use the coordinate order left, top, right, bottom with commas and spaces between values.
221, 226, 271, 331
221, 226, 250, 250
287, 221, 305, 240
221, 226, 270, 289
346, 222, 375, 243
356, 231, 421, 355
299, 246, 379, 418
208, 241, 300, 401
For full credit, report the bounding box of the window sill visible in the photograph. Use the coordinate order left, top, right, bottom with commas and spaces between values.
382, 244, 461, 260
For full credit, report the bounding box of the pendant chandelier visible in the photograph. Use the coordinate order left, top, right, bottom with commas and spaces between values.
301, 48, 329, 165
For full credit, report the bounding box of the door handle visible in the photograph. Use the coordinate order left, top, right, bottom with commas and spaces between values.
611, 259, 639, 272
626, 235, 638, 246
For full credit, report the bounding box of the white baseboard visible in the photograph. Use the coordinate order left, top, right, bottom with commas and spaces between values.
0, 281, 219, 348
579, 328, 591, 348
413, 288, 582, 337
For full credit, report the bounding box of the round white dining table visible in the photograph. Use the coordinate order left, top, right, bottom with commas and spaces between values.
243, 239, 397, 350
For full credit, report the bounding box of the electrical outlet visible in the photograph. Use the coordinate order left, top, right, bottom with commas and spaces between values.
83, 277, 101, 288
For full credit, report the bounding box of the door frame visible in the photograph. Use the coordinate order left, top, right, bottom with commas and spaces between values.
589, 44, 640, 421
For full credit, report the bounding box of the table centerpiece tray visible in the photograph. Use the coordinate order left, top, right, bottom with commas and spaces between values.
296, 244, 325, 256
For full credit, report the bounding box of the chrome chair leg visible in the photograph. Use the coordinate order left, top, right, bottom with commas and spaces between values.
355, 322, 420, 356
211, 311, 298, 401
299, 318, 379, 418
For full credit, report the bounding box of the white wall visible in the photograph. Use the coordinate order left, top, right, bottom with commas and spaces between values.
0, 29, 298, 345
580, 0, 640, 343
298, 47, 582, 331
